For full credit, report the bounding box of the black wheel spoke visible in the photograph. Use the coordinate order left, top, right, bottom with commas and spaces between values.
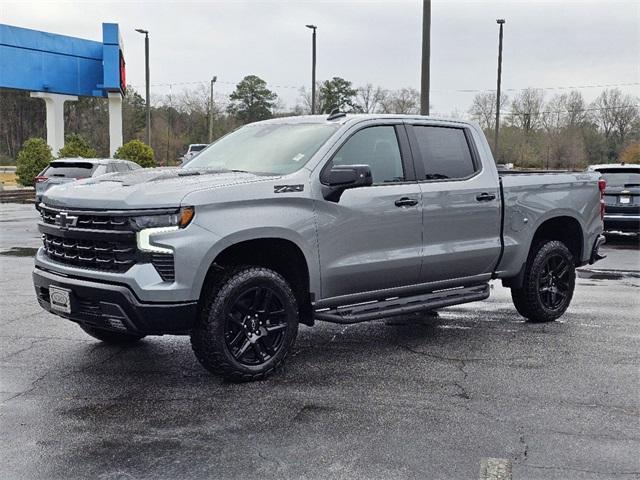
228, 312, 244, 327
265, 324, 287, 335
250, 287, 265, 310
251, 339, 270, 361
554, 262, 569, 278
261, 289, 273, 313
229, 329, 245, 347
233, 338, 251, 360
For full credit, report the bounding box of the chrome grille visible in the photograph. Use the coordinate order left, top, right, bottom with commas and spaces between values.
40, 207, 131, 231
43, 233, 136, 272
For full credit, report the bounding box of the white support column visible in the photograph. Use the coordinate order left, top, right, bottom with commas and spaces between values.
107, 92, 123, 157
30, 92, 78, 156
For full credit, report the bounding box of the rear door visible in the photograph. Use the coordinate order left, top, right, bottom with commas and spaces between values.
316, 123, 423, 298
407, 122, 501, 284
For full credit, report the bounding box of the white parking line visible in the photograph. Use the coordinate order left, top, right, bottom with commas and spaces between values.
479, 458, 512, 480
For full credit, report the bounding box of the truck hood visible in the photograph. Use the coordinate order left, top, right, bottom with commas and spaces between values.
41, 168, 275, 209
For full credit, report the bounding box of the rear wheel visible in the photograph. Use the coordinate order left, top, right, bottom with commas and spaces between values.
79, 324, 145, 344
511, 240, 576, 323
191, 266, 299, 382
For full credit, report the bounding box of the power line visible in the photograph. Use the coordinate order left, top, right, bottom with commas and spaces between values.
130, 80, 639, 94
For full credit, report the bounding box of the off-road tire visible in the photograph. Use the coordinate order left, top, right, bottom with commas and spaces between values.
79, 324, 145, 344
511, 240, 576, 323
191, 266, 299, 382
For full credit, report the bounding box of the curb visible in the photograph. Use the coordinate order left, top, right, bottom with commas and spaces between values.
577, 268, 640, 280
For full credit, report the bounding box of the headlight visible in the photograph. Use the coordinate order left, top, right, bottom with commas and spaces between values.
131, 206, 194, 231
134, 207, 194, 254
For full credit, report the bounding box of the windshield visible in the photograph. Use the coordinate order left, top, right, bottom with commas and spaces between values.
596, 169, 640, 188
189, 145, 206, 152
185, 123, 339, 175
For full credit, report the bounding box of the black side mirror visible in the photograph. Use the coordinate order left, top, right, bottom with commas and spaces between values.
322, 164, 373, 202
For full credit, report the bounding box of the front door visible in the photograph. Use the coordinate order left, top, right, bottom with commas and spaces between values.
407, 123, 502, 283
315, 124, 423, 299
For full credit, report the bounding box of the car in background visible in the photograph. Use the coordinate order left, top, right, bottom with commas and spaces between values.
35, 158, 141, 205
179, 144, 208, 165
587, 163, 640, 233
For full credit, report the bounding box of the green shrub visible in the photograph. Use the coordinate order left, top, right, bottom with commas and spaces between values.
114, 140, 155, 168
57, 133, 98, 158
16, 138, 53, 186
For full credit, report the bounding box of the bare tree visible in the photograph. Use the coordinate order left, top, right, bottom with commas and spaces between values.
380, 88, 420, 114
468, 91, 508, 130
509, 88, 545, 134
355, 84, 387, 113
589, 88, 638, 144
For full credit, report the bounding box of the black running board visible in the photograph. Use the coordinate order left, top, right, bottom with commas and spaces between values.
314, 283, 490, 324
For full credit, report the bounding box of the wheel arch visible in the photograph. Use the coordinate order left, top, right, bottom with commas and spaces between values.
197, 233, 314, 326
503, 214, 583, 288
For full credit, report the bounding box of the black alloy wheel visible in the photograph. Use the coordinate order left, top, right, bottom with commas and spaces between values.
224, 286, 289, 366
191, 266, 299, 382
537, 253, 572, 310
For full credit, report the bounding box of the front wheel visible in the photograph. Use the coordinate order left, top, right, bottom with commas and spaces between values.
510, 240, 576, 323
191, 266, 299, 382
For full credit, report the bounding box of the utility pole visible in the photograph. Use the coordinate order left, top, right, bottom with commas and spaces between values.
306, 25, 317, 114
208, 76, 217, 143
494, 19, 506, 160
135, 29, 151, 146
420, 0, 431, 116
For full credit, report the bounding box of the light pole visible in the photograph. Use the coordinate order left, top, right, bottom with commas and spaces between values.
135, 28, 151, 146
208, 76, 217, 143
305, 24, 317, 114
494, 19, 505, 161
420, 0, 431, 116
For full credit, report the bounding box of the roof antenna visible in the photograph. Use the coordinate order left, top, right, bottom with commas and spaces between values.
327, 108, 346, 121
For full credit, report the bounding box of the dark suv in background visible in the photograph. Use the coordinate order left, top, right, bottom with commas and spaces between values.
588, 164, 640, 234
35, 158, 141, 204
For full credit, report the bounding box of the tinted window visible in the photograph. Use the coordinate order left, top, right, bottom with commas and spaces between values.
413, 126, 476, 180
190, 145, 206, 152
44, 162, 97, 179
332, 126, 404, 184
595, 169, 640, 188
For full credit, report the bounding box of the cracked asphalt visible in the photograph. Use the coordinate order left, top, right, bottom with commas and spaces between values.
1, 204, 639, 480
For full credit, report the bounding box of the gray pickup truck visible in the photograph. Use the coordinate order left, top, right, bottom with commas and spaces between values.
33, 113, 606, 381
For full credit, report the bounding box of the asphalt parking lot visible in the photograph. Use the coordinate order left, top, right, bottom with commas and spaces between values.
1, 203, 639, 480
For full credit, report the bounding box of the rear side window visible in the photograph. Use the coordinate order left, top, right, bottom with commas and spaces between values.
412, 126, 476, 180
43, 162, 97, 179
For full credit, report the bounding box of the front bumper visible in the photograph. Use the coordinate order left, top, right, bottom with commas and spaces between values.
33, 267, 197, 335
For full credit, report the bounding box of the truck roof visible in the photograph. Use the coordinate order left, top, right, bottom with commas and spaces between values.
256, 113, 472, 127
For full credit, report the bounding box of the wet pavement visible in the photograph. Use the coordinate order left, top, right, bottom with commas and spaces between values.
1, 204, 639, 479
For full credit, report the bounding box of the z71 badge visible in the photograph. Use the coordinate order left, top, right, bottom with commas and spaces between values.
274, 185, 304, 193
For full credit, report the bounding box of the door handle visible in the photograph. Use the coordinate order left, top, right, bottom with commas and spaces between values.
395, 197, 419, 207
475, 192, 496, 202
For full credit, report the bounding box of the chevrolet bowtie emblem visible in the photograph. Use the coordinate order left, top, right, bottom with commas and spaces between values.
55, 212, 78, 229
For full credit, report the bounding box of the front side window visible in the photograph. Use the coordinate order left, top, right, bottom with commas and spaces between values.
413, 126, 476, 180
185, 123, 339, 175
331, 126, 404, 184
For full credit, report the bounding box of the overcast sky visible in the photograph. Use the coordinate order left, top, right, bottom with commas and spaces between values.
1, 0, 638, 115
